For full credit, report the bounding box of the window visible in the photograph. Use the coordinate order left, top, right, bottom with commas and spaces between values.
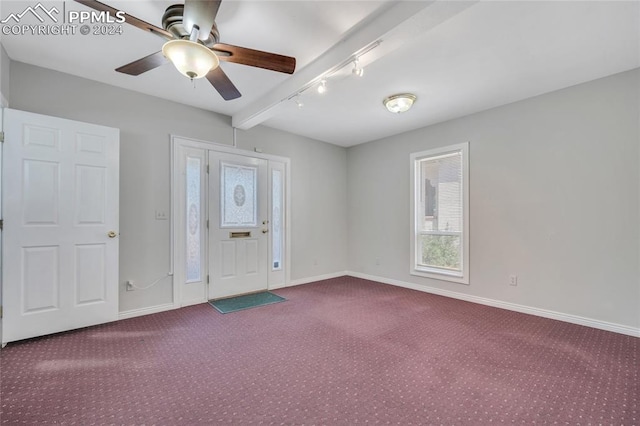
220, 162, 257, 228
271, 168, 283, 270
185, 156, 202, 283
410, 142, 469, 284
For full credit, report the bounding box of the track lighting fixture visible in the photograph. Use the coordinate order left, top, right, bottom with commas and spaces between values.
317, 79, 327, 94
352, 59, 364, 77
274, 40, 382, 115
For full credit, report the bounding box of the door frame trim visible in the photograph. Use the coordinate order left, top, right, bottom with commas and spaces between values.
0, 92, 7, 347
170, 135, 291, 306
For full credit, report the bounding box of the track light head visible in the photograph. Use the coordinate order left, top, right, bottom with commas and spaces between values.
352, 59, 364, 77
317, 79, 327, 94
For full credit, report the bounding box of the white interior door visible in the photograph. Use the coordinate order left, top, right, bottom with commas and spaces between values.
208, 151, 268, 299
2, 109, 119, 344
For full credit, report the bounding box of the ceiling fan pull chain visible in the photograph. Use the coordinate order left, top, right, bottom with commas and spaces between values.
189, 25, 200, 42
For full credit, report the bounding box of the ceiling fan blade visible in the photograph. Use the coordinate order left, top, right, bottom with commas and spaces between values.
73, 0, 173, 40
213, 43, 296, 75
206, 67, 242, 101
116, 51, 168, 76
184, 0, 221, 39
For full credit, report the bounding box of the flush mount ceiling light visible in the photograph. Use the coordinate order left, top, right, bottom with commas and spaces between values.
162, 39, 220, 80
383, 93, 417, 113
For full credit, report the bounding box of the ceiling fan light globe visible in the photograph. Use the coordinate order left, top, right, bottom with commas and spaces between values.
162, 39, 219, 79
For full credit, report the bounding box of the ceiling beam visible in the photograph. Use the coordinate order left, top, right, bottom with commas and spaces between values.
231, 0, 478, 131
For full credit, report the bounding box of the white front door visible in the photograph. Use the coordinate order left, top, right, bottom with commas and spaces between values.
208, 151, 268, 299
2, 109, 119, 344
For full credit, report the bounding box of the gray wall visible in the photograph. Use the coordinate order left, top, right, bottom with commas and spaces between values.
237, 125, 348, 281
7, 58, 639, 330
347, 68, 640, 329
9, 61, 348, 312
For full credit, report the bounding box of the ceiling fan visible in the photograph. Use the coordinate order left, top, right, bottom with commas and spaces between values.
74, 0, 296, 100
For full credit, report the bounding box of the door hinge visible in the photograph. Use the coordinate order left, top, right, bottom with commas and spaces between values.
206, 164, 209, 174
206, 275, 210, 284
0, 219, 3, 231
206, 219, 209, 229
0, 131, 4, 143
0, 306, 3, 318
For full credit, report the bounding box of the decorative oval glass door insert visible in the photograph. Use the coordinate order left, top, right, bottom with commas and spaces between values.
221, 162, 257, 227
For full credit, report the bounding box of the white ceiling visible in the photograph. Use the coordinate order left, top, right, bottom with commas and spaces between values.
1, 1, 638, 147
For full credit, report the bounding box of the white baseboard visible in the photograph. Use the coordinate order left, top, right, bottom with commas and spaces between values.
119, 302, 177, 320
288, 271, 349, 287
268, 283, 288, 290
116, 272, 639, 338
181, 298, 207, 307
118, 273, 346, 320
347, 271, 640, 338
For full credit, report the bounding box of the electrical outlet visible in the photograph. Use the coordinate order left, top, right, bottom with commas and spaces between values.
509, 275, 518, 286
126, 280, 134, 291
155, 210, 168, 220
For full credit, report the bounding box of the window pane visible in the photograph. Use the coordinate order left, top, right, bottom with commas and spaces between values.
272, 169, 283, 270
186, 157, 201, 282
416, 150, 464, 273
418, 233, 461, 271
221, 163, 257, 227
419, 152, 462, 233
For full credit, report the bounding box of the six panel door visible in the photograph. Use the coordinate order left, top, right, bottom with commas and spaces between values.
2, 109, 119, 344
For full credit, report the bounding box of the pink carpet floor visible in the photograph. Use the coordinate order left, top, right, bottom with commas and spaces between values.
1, 276, 638, 425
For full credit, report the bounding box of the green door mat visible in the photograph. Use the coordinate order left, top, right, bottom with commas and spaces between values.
209, 291, 286, 314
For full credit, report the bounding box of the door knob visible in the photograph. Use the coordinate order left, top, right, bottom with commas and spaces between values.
107, 231, 118, 238
262, 229, 269, 234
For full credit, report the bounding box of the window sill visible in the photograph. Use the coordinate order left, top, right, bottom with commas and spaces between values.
411, 268, 469, 285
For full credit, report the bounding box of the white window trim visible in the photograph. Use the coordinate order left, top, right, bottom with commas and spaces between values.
410, 142, 469, 285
